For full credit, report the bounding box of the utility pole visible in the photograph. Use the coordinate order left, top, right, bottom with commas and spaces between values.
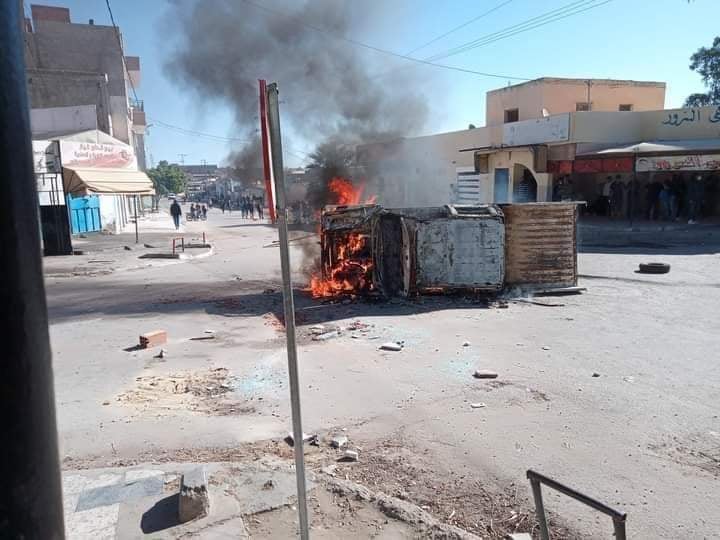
265, 82, 309, 540
177, 153, 188, 165
1, 1, 65, 537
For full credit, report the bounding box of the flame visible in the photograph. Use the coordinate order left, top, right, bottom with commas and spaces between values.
308, 177, 377, 298
310, 232, 373, 297
328, 177, 374, 206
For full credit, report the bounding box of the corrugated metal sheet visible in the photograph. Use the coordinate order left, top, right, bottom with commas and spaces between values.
502, 203, 578, 289
414, 206, 505, 292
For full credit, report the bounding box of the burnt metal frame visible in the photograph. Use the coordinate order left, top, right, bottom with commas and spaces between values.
527, 469, 626, 540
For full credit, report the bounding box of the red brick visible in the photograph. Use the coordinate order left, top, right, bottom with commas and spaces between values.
139, 330, 167, 349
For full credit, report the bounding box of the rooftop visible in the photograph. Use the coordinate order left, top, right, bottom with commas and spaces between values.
488, 77, 666, 94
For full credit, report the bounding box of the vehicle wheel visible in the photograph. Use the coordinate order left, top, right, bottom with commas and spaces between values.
638, 262, 670, 274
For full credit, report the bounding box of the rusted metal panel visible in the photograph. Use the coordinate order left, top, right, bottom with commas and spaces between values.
381, 205, 505, 293
502, 203, 578, 289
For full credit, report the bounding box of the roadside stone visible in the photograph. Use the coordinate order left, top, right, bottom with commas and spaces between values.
139, 330, 167, 349
320, 464, 338, 476
462, 341, 470, 347
312, 329, 341, 341
506, 534, 532, 540
470, 402, 486, 409
154, 349, 166, 359
178, 466, 209, 523
124, 245, 132, 251
542, 345, 551, 351
473, 370, 498, 379
339, 449, 359, 462
330, 435, 348, 448
380, 342, 403, 351
592, 372, 600, 377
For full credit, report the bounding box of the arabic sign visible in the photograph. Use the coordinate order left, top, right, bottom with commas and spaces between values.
636, 154, 720, 172
660, 106, 720, 128
503, 114, 570, 146
60, 140, 137, 169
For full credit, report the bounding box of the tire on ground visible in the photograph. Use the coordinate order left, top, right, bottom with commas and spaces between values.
638, 262, 671, 274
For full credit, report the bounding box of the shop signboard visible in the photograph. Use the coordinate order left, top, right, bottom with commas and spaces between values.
636, 154, 720, 172
503, 114, 570, 147
59, 140, 138, 169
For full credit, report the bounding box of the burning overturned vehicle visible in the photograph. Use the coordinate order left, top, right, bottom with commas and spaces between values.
310, 200, 581, 299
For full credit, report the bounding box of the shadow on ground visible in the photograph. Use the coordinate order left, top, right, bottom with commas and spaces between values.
140, 494, 180, 533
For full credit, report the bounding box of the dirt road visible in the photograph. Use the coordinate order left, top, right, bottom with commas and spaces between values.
46, 208, 720, 538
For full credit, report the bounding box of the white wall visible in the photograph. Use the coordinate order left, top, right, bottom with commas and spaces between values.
31, 105, 97, 136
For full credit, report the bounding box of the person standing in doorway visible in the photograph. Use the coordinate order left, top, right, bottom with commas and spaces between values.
688, 174, 704, 224
170, 198, 182, 230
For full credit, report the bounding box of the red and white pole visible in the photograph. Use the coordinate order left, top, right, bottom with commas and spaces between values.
258, 79, 276, 223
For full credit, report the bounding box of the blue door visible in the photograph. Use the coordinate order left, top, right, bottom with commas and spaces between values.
67, 195, 101, 234
494, 168, 509, 203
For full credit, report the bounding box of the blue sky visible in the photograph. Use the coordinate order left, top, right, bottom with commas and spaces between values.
28, 0, 720, 167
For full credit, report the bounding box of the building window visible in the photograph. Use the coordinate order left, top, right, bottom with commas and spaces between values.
576, 102, 590, 111
619, 104, 633, 111
504, 108, 519, 123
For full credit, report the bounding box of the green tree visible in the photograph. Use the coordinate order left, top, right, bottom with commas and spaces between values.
685, 36, 720, 107
147, 160, 187, 195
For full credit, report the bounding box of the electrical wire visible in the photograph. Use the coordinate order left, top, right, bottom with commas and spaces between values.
148, 118, 253, 143
239, 0, 531, 81
424, 0, 613, 62
105, 0, 140, 104
404, 0, 514, 56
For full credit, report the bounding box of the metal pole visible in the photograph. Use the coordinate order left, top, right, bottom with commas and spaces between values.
134, 195, 139, 243
259, 79, 276, 223
530, 479, 550, 540
0, 1, 65, 537
265, 82, 310, 540
613, 519, 627, 540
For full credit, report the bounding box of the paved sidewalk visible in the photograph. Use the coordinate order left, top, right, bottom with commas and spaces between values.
63, 460, 308, 539
43, 211, 213, 278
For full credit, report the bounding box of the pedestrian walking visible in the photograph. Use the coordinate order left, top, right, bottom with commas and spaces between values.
201, 204, 207, 220
256, 200, 264, 220
170, 198, 182, 230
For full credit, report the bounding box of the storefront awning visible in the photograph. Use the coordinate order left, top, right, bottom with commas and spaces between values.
63, 167, 155, 196
577, 138, 720, 156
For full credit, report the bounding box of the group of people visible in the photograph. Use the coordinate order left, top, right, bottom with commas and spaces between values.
554, 173, 711, 224
219, 196, 265, 220
189, 203, 207, 221
168, 199, 207, 230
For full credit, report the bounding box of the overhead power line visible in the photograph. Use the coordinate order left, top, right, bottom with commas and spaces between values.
104, 0, 140, 103
425, 0, 613, 62
148, 118, 253, 143
370, 0, 612, 81
239, 0, 530, 81
404, 0, 514, 56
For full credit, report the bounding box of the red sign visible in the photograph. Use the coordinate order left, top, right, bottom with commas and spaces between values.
574, 159, 603, 173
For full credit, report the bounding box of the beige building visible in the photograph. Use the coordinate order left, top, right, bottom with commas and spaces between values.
358, 77, 720, 219
486, 78, 666, 126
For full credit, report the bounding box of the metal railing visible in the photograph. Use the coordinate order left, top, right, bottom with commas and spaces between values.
527, 469, 627, 540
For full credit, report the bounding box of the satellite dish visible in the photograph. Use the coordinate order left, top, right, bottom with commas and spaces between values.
542, 108, 550, 117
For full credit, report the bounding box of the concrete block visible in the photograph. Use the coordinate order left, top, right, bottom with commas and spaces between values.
139, 330, 167, 349
179, 467, 209, 523
506, 534, 532, 540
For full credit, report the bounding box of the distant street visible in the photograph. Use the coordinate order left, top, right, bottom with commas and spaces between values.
45, 206, 720, 539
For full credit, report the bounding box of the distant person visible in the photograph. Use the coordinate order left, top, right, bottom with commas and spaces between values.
659, 182, 674, 221
646, 180, 662, 220
256, 200, 264, 220
201, 204, 208, 220
687, 174, 704, 224
610, 176, 624, 218
190, 203, 196, 220
170, 199, 182, 230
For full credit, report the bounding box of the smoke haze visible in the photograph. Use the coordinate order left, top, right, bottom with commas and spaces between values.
165, 0, 430, 174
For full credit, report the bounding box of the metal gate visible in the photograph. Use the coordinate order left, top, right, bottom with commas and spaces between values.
67, 194, 101, 234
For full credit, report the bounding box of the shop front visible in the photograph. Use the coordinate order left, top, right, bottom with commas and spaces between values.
549, 139, 720, 222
